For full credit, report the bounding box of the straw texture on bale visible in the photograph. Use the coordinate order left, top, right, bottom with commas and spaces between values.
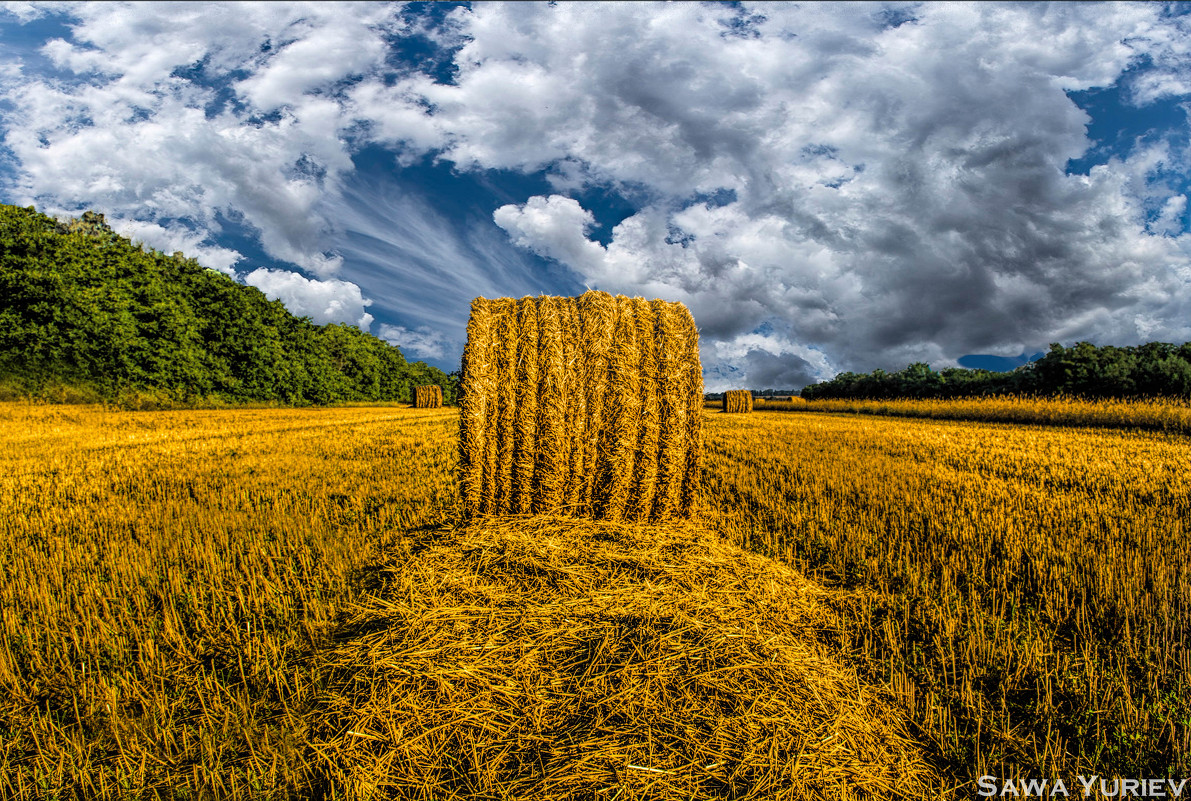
722, 389, 753, 414
458, 291, 702, 522
414, 384, 443, 409
310, 516, 935, 800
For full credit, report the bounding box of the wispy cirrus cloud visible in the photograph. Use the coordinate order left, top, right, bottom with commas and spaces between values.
325, 167, 583, 353
377, 323, 448, 360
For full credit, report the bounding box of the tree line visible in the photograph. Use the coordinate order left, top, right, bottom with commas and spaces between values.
800, 341, 1191, 401
0, 204, 455, 407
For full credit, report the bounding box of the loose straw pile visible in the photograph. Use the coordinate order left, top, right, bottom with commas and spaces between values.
458, 291, 703, 522
310, 516, 935, 800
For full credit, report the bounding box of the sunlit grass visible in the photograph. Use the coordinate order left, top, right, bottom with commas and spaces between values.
0, 403, 456, 798
4, 398, 1187, 795
703, 409, 1191, 777
755, 394, 1191, 434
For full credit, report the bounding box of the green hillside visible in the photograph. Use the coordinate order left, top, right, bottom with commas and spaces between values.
0, 204, 453, 407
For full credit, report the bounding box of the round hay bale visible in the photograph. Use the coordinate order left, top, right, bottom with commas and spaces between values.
560, 299, 589, 510
722, 389, 753, 414
593, 295, 643, 521
414, 384, 443, 409
628, 300, 660, 521
652, 301, 689, 520
676, 307, 703, 516
511, 297, 539, 515
533, 296, 570, 512
458, 291, 702, 522
458, 299, 494, 512
576, 290, 616, 512
494, 300, 518, 510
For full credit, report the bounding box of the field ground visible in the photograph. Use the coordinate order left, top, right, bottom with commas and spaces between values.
1, 402, 1186, 798
749, 394, 1191, 435
702, 410, 1190, 778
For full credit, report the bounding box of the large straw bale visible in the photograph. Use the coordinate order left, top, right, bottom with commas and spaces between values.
458, 291, 702, 522
628, 301, 660, 520
594, 295, 642, 521
577, 290, 616, 511
651, 301, 687, 520
309, 516, 936, 800
677, 308, 704, 514
414, 384, 443, 408
494, 300, 518, 510
458, 299, 493, 512
534, 296, 569, 511
511, 297, 539, 514
722, 389, 753, 414
561, 299, 588, 509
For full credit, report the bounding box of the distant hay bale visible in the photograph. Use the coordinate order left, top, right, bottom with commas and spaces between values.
458, 290, 702, 522
414, 384, 443, 409
722, 389, 753, 413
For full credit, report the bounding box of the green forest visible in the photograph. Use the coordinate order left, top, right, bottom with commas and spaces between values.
8, 200, 1188, 409
801, 341, 1191, 400
0, 204, 455, 408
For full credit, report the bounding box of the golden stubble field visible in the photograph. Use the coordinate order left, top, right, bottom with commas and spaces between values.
703, 410, 1191, 777
0, 405, 458, 798
2, 401, 1188, 798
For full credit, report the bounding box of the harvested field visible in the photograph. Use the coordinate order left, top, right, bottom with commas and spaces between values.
752, 394, 1191, 433
705, 409, 1191, 777
0, 403, 944, 799
7, 395, 1183, 796
0, 403, 459, 798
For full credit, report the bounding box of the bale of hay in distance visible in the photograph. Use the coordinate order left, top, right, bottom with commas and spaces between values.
722, 389, 753, 413
414, 384, 443, 409
458, 290, 702, 522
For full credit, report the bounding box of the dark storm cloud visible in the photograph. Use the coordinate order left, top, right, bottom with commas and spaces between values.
738, 349, 821, 391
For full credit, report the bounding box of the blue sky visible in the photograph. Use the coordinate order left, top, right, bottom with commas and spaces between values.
2, 1, 1191, 389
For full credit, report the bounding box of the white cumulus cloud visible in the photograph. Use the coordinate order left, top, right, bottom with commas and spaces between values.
408, 1, 1191, 383
112, 217, 242, 274
1, 1, 399, 276
244, 267, 374, 329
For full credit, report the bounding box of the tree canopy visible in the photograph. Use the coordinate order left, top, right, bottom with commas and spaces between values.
0, 204, 455, 406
